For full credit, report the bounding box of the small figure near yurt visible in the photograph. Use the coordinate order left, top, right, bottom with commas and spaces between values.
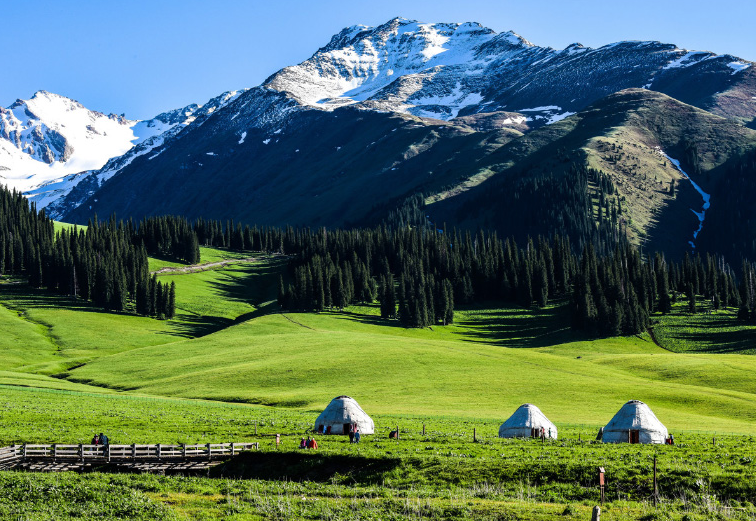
314, 395, 375, 435
498, 403, 558, 439
601, 400, 667, 444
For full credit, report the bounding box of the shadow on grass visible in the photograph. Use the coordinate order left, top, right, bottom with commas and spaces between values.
205, 259, 284, 308
310, 301, 582, 349
212, 451, 402, 484
0, 278, 251, 340
656, 311, 756, 354
452, 302, 579, 348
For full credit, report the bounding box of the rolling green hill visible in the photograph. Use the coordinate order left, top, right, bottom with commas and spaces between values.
3, 243, 756, 519
0, 244, 754, 434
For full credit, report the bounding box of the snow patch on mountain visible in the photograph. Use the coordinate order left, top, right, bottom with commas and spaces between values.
662, 51, 710, 70
661, 150, 711, 251
728, 61, 750, 74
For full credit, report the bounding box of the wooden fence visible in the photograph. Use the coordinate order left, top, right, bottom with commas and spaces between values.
1, 442, 258, 465
0, 445, 20, 468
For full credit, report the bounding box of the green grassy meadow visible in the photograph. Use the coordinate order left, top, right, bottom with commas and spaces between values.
2, 244, 756, 519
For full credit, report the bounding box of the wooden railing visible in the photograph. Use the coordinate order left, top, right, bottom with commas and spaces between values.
0, 445, 20, 467
6, 442, 258, 464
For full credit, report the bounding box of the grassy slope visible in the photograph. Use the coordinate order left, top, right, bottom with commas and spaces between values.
67, 307, 756, 433
4, 244, 756, 519
0, 249, 282, 381
1, 244, 755, 433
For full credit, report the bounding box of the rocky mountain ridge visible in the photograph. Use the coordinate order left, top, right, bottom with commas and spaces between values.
3, 17, 756, 261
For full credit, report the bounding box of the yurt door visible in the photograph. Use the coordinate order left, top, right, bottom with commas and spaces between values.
630, 430, 640, 444
344, 424, 351, 435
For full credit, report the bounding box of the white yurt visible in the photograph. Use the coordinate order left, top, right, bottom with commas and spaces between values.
498, 404, 558, 439
601, 400, 668, 444
314, 395, 375, 435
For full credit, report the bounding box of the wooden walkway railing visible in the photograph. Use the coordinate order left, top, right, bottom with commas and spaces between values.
0, 445, 20, 469
1, 442, 259, 466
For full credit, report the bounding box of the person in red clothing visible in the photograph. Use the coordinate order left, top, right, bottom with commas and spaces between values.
310, 437, 318, 449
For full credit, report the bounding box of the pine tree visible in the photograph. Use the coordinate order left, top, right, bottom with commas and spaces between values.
277, 275, 286, 309
687, 283, 696, 314
167, 282, 176, 318
156, 280, 165, 319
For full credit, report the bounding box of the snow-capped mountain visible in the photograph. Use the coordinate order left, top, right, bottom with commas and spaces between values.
263, 17, 755, 122
0, 91, 138, 191
30, 90, 244, 216
13, 17, 756, 223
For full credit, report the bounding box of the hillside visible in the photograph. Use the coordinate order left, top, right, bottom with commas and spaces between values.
428, 89, 756, 258
0, 243, 754, 434
47, 17, 756, 262
2, 240, 756, 518
64, 105, 520, 227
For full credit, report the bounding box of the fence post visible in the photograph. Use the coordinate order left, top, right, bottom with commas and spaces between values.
231, 443, 236, 456
53, 444, 57, 462
473, 428, 477, 443
653, 454, 658, 506
182, 443, 186, 459
106, 444, 111, 463
423, 424, 425, 436
157, 444, 162, 460
132, 443, 136, 459
79, 444, 83, 463
207, 443, 212, 461
22, 444, 27, 461
396, 425, 399, 440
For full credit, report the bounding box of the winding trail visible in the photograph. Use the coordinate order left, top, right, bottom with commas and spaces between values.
150, 257, 257, 275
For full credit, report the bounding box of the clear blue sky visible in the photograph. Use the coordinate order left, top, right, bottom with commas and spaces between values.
3, 0, 754, 120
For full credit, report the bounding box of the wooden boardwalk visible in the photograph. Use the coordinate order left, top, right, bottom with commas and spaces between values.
0, 442, 259, 473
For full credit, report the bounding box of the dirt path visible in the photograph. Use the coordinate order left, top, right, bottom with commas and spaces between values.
151, 257, 257, 275
279, 313, 315, 330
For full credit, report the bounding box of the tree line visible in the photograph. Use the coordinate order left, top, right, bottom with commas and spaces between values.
3, 182, 752, 336
272, 225, 744, 336
0, 187, 182, 318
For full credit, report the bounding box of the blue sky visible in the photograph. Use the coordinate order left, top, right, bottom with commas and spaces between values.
3, 0, 754, 119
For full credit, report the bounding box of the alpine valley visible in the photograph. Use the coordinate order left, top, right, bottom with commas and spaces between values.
4, 17, 756, 259
6, 15, 756, 521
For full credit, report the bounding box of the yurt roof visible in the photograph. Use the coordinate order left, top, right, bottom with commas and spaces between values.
314, 395, 375, 432
500, 404, 557, 430
604, 400, 667, 433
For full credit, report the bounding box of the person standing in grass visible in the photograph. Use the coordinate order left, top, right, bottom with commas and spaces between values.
348, 424, 355, 443
99, 433, 109, 447
91, 434, 99, 445
354, 427, 361, 444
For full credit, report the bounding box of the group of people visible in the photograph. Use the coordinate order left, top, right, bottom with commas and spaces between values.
347, 423, 361, 443
91, 433, 109, 446
299, 436, 319, 449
